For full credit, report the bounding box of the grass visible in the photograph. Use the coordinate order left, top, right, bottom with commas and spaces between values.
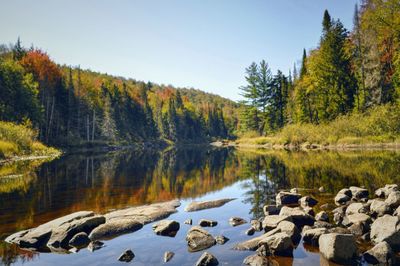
0, 121, 60, 160
237, 104, 400, 148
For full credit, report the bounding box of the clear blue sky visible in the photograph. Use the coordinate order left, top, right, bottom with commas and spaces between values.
1, 0, 358, 101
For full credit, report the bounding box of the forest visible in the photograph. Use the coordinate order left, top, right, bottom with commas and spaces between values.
1, 0, 400, 159
238, 0, 400, 145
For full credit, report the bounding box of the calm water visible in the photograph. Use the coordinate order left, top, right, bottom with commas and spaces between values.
1, 147, 400, 265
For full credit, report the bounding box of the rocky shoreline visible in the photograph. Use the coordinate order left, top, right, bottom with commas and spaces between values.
5, 184, 400, 265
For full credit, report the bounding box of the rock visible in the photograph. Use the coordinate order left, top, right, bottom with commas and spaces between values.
319, 233, 358, 264
375, 184, 398, 198
243, 254, 269, 266
199, 219, 217, 227
5, 211, 95, 248
164, 251, 174, 263
263, 205, 280, 215
68, 232, 90, 248
333, 213, 343, 225
299, 196, 318, 208
334, 189, 351, 205
258, 232, 294, 256
314, 221, 335, 229
262, 215, 293, 232
256, 244, 269, 256
246, 228, 256, 236
185, 198, 234, 212
345, 202, 368, 215
349, 186, 369, 200
303, 207, 315, 217
215, 235, 229, 245
332, 206, 347, 215
87, 240, 104, 252
343, 213, 372, 226
394, 205, 400, 216
370, 199, 392, 217
361, 232, 370, 241
47, 215, 106, 249
348, 222, 369, 236
276, 191, 302, 207
385, 191, 400, 208
370, 215, 400, 249
290, 188, 299, 193
319, 186, 325, 193
195, 252, 219, 266
279, 206, 315, 226
251, 220, 262, 231
277, 221, 301, 244
186, 226, 216, 252
229, 217, 247, 226
118, 249, 135, 262
363, 241, 394, 265
315, 211, 329, 222
152, 220, 180, 236
184, 219, 192, 225
89, 200, 180, 241
302, 228, 328, 246
234, 228, 281, 251
328, 227, 351, 235
89, 219, 143, 240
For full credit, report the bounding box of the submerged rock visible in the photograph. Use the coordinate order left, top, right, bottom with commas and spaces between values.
319, 233, 358, 264
89, 219, 143, 240
152, 220, 180, 236
164, 251, 175, 263
185, 198, 234, 212
215, 235, 229, 245
118, 249, 135, 262
184, 219, 193, 225
229, 217, 247, 226
199, 219, 217, 227
186, 226, 216, 252
195, 252, 219, 266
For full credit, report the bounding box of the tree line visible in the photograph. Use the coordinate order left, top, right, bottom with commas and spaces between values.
0, 42, 238, 146
239, 0, 400, 135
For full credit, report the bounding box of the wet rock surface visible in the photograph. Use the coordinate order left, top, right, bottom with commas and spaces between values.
118, 249, 135, 262
184, 198, 235, 212
152, 220, 180, 236
185, 226, 216, 252
195, 252, 219, 266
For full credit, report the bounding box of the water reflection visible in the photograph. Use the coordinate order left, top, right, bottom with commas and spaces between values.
0, 147, 400, 265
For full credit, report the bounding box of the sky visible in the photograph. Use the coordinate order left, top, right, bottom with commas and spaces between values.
1, 0, 358, 101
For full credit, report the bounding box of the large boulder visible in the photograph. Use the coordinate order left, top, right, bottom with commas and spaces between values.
299, 196, 318, 208
258, 232, 294, 256
363, 241, 394, 265
262, 215, 292, 232
276, 191, 301, 207
276, 221, 301, 244
89, 219, 143, 240
319, 233, 358, 264
5, 211, 95, 248
370, 199, 392, 217
195, 252, 219, 266
375, 184, 398, 198
370, 215, 400, 249
279, 206, 315, 226
234, 228, 281, 251
185, 198, 234, 212
302, 228, 328, 246
152, 220, 180, 236
385, 191, 400, 208
186, 226, 216, 252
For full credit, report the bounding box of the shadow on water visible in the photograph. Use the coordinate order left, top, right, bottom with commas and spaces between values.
0, 147, 399, 265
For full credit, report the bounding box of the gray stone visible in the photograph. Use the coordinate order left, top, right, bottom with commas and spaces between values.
276, 191, 301, 206
343, 213, 372, 226
87, 240, 104, 252
195, 252, 218, 266
185, 198, 234, 212
303, 207, 315, 217
68, 232, 90, 248
278, 206, 315, 226
186, 226, 216, 252
262, 215, 292, 232
334, 191, 351, 205
394, 205, 400, 216
375, 184, 398, 198
263, 205, 280, 215
198, 219, 217, 227
164, 251, 174, 263
258, 232, 294, 256
229, 217, 247, 226
47, 215, 105, 249
363, 241, 394, 265
118, 249, 135, 262
290, 188, 299, 194
243, 254, 269, 266
251, 220, 262, 231
345, 202, 368, 215
348, 222, 369, 236
349, 186, 369, 200
89, 219, 143, 240
319, 233, 358, 264
152, 220, 180, 236
246, 227, 256, 236
370, 199, 392, 217
299, 196, 318, 208
215, 235, 229, 245
385, 191, 400, 208
302, 228, 328, 246
234, 228, 281, 251
184, 219, 192, 225
370, 215, 400, 249
315, 211, 329, 222
277, 221, 301, 244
